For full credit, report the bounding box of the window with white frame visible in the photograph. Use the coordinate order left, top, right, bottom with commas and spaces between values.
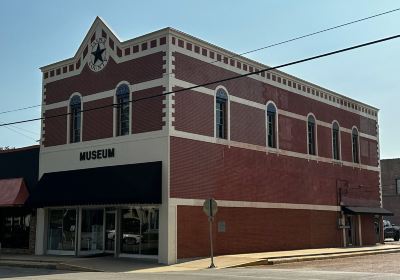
307, 115, 316, 155
266, 103, 277, 148
332, 122, 340, 160
69, 95, 81, 143
352, 127, 359, 163
216, 89, 228, 139
116, 84, 130, 136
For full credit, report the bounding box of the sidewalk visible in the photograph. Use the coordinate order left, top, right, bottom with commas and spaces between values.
1, 243, 400, 273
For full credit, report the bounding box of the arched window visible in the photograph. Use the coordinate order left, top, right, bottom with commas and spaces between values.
352, 127, 359, 163
216, 89, 228, 139
116, 84, 130, 136
266, 103, 277, 148
70, 95, 81, 143
307, 115, 316, 155
332, 122, 340, 160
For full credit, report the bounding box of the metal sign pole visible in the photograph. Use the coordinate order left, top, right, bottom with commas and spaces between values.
209, 199, 215, 268
203, 198, 217, 269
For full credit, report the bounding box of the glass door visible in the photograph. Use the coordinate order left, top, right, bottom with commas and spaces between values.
80, 209, 104, 255
345, 215, 355, 246
105, 211, 116, 253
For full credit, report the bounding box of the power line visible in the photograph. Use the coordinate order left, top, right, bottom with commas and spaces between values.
0, 33, 399, 128
1, 125, 38, 141
0, 8, 398, 116
9, 124, 39, 136
0, 104, 41, 115
163, 7, 400, 75
238, 7, 400, 57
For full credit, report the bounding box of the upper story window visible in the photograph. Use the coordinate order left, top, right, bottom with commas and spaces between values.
307, 115, 316, 155
352, 127, 359, 163
69, 95, 81, 143
266, 103, 277, 148
396, 179, 400, 195
116, 84, 130, 136
332, 122, 340, 160
216, 89, 228, 139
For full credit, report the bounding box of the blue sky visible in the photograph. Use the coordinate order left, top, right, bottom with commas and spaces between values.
0, 0, 399, 159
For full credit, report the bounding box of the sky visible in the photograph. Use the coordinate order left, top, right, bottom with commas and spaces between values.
0, 0, 399, 159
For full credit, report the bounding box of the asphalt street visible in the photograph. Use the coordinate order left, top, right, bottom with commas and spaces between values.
2, 252, 400, 280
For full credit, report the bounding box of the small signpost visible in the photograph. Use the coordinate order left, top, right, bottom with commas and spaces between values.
203, 198, 218, 268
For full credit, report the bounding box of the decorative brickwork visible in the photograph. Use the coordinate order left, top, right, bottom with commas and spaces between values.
170, 137, 380, 205
177, 206, 341, 258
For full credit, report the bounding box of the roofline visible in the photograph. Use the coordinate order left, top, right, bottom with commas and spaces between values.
168, 28, 379, 111
0, 145, 40, 154
39, 19, 379, 111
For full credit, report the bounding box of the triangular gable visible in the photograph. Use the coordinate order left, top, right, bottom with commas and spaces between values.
41, 17, 169, 79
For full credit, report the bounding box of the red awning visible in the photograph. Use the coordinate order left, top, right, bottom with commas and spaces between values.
0, 178, 29, 206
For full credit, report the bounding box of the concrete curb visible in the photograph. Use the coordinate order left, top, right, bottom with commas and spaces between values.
0, 260, 102, 272
231, 248, 400, 267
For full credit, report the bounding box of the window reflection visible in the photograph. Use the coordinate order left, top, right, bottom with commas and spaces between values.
48, 209, 76, 251
80, 209, 104, 252
120, 207, 159, 255
0, 208, 31, 249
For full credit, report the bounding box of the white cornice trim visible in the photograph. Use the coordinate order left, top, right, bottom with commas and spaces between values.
170, 130, 379, 172
170, 198, 340, 212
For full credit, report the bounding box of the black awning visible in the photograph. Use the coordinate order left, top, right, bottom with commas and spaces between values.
28, 161, 161, 207
342, 206, 394, 216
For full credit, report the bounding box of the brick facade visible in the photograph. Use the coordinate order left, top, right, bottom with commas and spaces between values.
44, 54, 165, 105
38, 19, 382, 262
177, 206, 341, 258
171, 36, 381, 258
170, 137, 380, 206
382, 159, 400, 224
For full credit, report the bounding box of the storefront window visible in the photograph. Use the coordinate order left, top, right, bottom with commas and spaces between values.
120, 207, 159, 255
141, 208, 159, 255
80, 209, 104, 253
48, 209, 76, 251
0, 208, 31, 249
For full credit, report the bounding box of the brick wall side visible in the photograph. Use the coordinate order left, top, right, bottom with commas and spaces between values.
230, 102, 265, 146
173, 52, 377, 137
173, 88, 214, 136
317, 126, 332, 158
45, 53, 165, 104
381, 159, 400, 223
29, 213, 36, 254
82, 97, 113, 141
340, 132, 352, 162
132, 86, 165, 134
381, 159, 400, 196
360, 137, 378, 167
170, 137, 380, 206
382, 196, 400, 225
278, 115, 307, 154
43, 107, 67, 147
177, 206, 341, 258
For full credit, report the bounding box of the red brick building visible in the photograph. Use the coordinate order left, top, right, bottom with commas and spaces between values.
381, 159, 400, 225
31, 17, 388, 264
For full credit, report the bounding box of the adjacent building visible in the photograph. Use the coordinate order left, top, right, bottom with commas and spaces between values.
0, 145, 39, 253
381, 159, 400, 224
29, 17, 388, 264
